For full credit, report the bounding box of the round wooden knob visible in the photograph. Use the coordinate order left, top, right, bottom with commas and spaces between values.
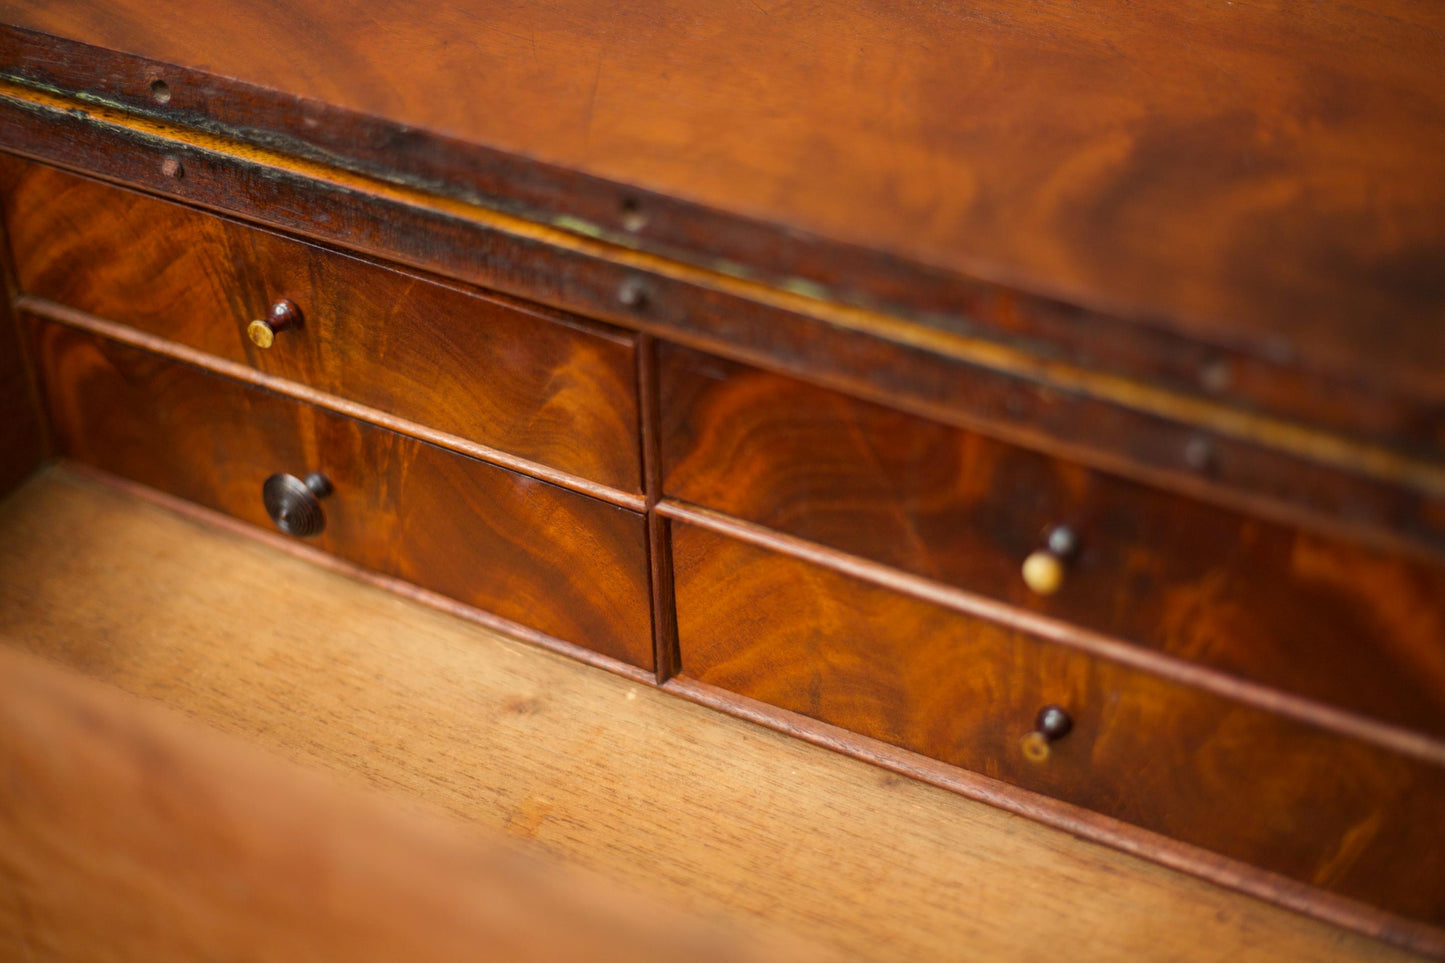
1021, 550, 1064, 595
247, 299, 302, 349
262, 472, 332, 537
1020, 704, 1073, 763
1021, 525, 1079, 595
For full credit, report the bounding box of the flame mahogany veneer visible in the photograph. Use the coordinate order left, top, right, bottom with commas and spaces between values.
0, 5, 1442, 954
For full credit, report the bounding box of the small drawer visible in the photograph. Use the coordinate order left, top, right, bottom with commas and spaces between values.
671, 519, 1445, 926
659, 343, 1445, 737
0, 158, 642, 493
29, 318, 653, 671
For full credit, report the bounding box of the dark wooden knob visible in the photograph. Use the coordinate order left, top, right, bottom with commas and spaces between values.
1020, 704, 1073, 763
247, 299, 302, 349
262, 472, 332, 537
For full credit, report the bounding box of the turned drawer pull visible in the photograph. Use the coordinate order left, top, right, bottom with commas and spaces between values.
1020, 705, 1073, 763
247, 299, 302, 349
262, 472, 332, 537
1021, 525, 1079, 596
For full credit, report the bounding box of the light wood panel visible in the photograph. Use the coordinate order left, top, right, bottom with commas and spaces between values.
0, 643, 796, 963
0, 466, 1423, 962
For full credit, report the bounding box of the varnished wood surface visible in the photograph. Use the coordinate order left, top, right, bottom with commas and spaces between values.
28, 320, 653, 669
0, 156, 643, 493
7, 107, 1445, 573
660, 344, 1445, 737
3, 1, 1443, 404
0, 645, 795, 963
0, 466, 1427, 962
11, 40, 1441, 476
671, 521, 1445, 929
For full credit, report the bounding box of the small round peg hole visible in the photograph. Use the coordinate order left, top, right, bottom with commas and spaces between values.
620, 196, 648, 232
1021, 705, 1073, 763
150, 79, 171, 104
617, 277, 649, 309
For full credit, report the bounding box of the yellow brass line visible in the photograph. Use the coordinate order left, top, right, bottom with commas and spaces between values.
4, 78, 1443, 496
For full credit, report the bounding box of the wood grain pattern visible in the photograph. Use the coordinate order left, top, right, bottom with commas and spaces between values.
2, 1, 1442, 408
660, 344, 1445, 737
7, 112, 1445, 571
27, 319, 653, 669
0, 156, 642, 493
0, 466, 1428, 962
5, 31, 1436, 471
0, 645, 794, 963
670, 520, 1445, 929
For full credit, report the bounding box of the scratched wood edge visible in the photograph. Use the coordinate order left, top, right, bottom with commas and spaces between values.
658, 675, 1445, 958
7, 21, 1427, 415
60, 461, 656, 688
49, 460, 1445, 957
0, 82, 1441, 506
655, 499, 1445, 768
3, 102, 1444, 574
16, 298, 647, 512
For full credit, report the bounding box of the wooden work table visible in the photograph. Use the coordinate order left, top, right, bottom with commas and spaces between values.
0, 2, 1441, 957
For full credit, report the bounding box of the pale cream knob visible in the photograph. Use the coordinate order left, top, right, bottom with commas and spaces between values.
248, 299, 301, 349
1021, 525, 1078, 596
1021, 550, 1065, 595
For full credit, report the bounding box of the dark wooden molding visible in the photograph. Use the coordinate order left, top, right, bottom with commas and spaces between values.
6, 21, 1442, 444
3, 20, 1443, 427
1, 91, 1443, 569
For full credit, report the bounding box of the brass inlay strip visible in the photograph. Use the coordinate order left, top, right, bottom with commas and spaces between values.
3, 77, 1443, 497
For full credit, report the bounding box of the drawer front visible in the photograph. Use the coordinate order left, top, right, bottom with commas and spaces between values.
30, 319, 653, 670
671, 521, 1445, 924
660, 343, 1445, 737
1, 158, 642, 493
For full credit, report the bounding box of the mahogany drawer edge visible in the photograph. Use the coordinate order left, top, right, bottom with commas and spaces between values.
17, 298, 647, 512
656, 499, 1445, 768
